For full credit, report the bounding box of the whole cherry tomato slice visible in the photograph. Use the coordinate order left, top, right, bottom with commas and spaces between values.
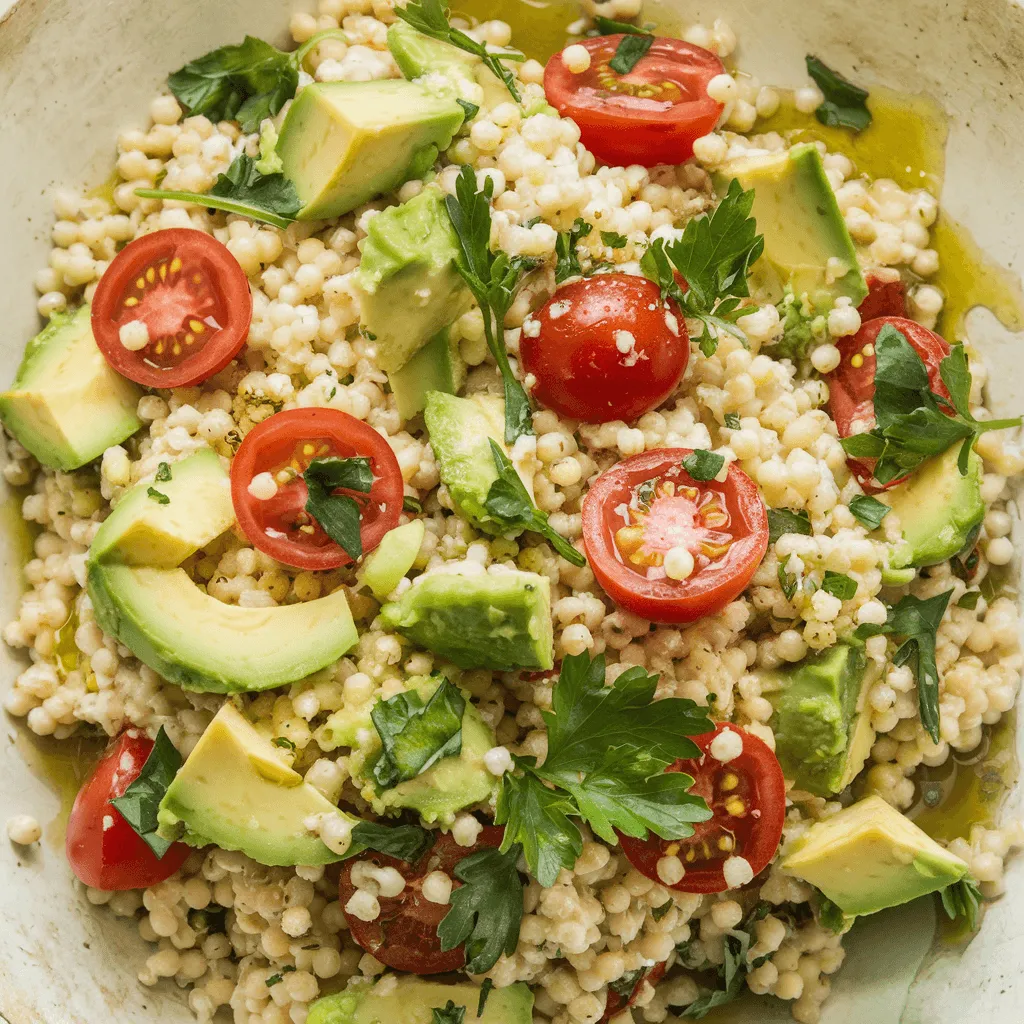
858, 272, 907, 322
827, 315, 951, 492
65, 730, 190, 891
520, 274, 689, 423
230, 408, 403, 571
582, 449, 768, 624
602, 962, 667, 1022
91, 229, 252, 388
618, 724, 785, 894
339, 826, 505, 974
544, 36, 724, 167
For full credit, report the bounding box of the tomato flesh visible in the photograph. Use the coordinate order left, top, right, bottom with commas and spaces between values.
65, 731, 190, 891
582, 450, 768, 624
858, 272, 907, 322
618, 724, 785, 894
92, 228, 252, 389
602, 962, 667, 1021
339, 826, 505, 974
520, 274, 689, 423
827, 315, 951, 492
544, 36, 724, 167
231, 408, 403, 571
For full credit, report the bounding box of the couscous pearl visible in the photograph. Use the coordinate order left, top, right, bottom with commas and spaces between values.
706, 73, 738, 104
561, 44, 591, 74
247, 472, 278, 501
794, 85, 824, 112
119, 320, 150, 351
344, 890, 380, 922
6, 814, 42, 845
709, 727, 743, 763
421, 871, 453, 905
987, 537, 1014, 566
723, 855, 754, 888
664, 546, 695, 581
810, 343, 841, 374
656, 855, 685, 885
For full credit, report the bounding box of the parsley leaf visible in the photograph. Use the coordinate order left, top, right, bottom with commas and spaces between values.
445, 166, 538, 443
306, 455, 373, 492
302, 456, 374, 561
820, 570, 857, 601
403, 495, 424, 514
371, 678, 465, 789
483, 439, 585, 566
848, 493, 890, 530
641, 179, 764, 357
957, 590, 981, 610
778, 560, 798, 601
477, 980, 493, 1017
272, 736, 296, 751
682, 450, 725, 481
147, 487, 170, 505
592, 16, 652, 35
601, 231, 628, 249
395, 0, 523, 101
347, 820, 435, 862
110, 727, 182, 857
854, 590, 953, 742
767, 507, 811, 544
437, 843, 524, 974
609, 33, 654, 74
681, 929, 751, 1018
555, 218, 593, 283
817, 895, 849, 933
805, 55, 872, 133
724, 412, 741, 429
495, 653, 713, 886
431, 1002, 466, 1024
940, 875, 983, 932
457, 98, 480, 120
155, 462, 172, 483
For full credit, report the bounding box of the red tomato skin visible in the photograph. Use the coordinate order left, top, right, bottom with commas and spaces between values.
520, 275, 689, 424
230, 408, 403, 571
601, 962, 667, 1021
66, 732, 190, 891
582, 450, 768, 624
828, 316, 951, 492
91, 229, 252, 389
617, 724, 786, 895
339, 826, 505, 974
858, 272, 907, 321
544, 37, 724, 167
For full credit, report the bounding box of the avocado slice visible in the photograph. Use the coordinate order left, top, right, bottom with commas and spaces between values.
308, 976, 534, 1024
158, 704, 358, 866
0, 306, 142, 471
357, 187, 472, 374
356, 520, 425, 602
881, 446, 985, 571
278, 80, 464, 221
381, 569, 553, 671
388, 328, 467, 421
765, 641, 873, 797
424, 391, 535, 536
716, 143, 868, 308
89, 449, 234, 567
783, 795, 969, 916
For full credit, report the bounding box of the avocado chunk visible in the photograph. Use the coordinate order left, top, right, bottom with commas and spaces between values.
882, 446, 984, 571
278, 80, 464, 221
357, 187, 472, 374
782, 794, 969, 916
89, 449, 234, 567
381, 568, 553, 670
356, 520, 425, 601
0, 306, 142, 471
388, 328, 467, 421
764, 641, 874, 796
424, 391, 536, 536
318, 675, 498, 822
158, 704, 358, 866
717, 143, 868, 307
308, 976, 534, 1024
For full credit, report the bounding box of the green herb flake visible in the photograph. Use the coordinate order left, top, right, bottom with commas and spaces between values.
601, 230, 628, 249
609, 33, 654, 74
272, 736, 296, 751
767, 507, 812, 544
848, 494, 890, 530
957, 590, 981, 610
940, 876, 983, 932
682, 450, 725, 481
820, 570, 857, 601
805, 55, 872, 132
778, 561, 798, 601
147, 488, 170, 505
155, 462, 172, 483
724, 413, 741, 429
403, 495, 424, 514
347, 820, 435, 863
109, 727, 182, 858
302, 456, 374, 561
476, 979, 494, 1017
457, 98, 480, 121
593, 15, 653, 36
430, 1002, 467, 1024
555, 217, 593, 283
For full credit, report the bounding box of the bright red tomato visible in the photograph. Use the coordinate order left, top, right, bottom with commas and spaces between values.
65, 731, 190, 891
519, 274, 689, 423
582, 449, 768, 624
230, 408, 403, 571
858, 272, 907, 321
602, 962, 667, 1021
544, 36, 724, 167
827, 315, 951, 492
92, 229, 252, 388
339, 826, 505, 974
618, 724, 785, 894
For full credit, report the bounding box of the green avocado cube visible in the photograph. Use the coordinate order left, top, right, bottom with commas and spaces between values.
380, 569, 554, 670
0, 305, 142, 471
356, 520, 425, 601
388, 328, 467, 421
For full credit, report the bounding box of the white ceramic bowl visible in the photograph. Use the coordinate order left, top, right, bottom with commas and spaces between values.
0, 0, 1021, 1021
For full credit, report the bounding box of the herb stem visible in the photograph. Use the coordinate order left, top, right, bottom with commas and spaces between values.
294, 28, 349, 68
134, 187, 296, 230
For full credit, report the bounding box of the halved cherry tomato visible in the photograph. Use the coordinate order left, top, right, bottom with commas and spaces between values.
582, 449, 768, 624
230, 408, 403, 571
519, 274, 689, 423
858, 272, 907, 322
618, 724, 785, 894
544, 36, 724, 167
827, 315, 950, 492
65, 731, 190, 891
339, 826, 505, 974
602, 962, 667, 1022
92, 228, 252, 388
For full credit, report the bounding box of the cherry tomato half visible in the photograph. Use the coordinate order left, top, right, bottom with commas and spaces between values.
618, 724, 785, 894
92, 228, 252, 388
65, 731, 190, 891
230, 408, 403, 571
827, 315, 950, 492
544, 36, 724, 168
582, 449, 768, 624
602, 962, 667, 1022
520, 274, 689, 423
339, 826, 505, 974
858, 272, 907, 322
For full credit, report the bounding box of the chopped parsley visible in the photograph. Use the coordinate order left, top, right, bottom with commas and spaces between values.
109, 728, 182, 858
805, 55, 872, 132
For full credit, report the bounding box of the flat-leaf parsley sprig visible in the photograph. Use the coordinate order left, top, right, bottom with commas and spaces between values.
495, 652, 714, 886
640, 179, 765, 357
